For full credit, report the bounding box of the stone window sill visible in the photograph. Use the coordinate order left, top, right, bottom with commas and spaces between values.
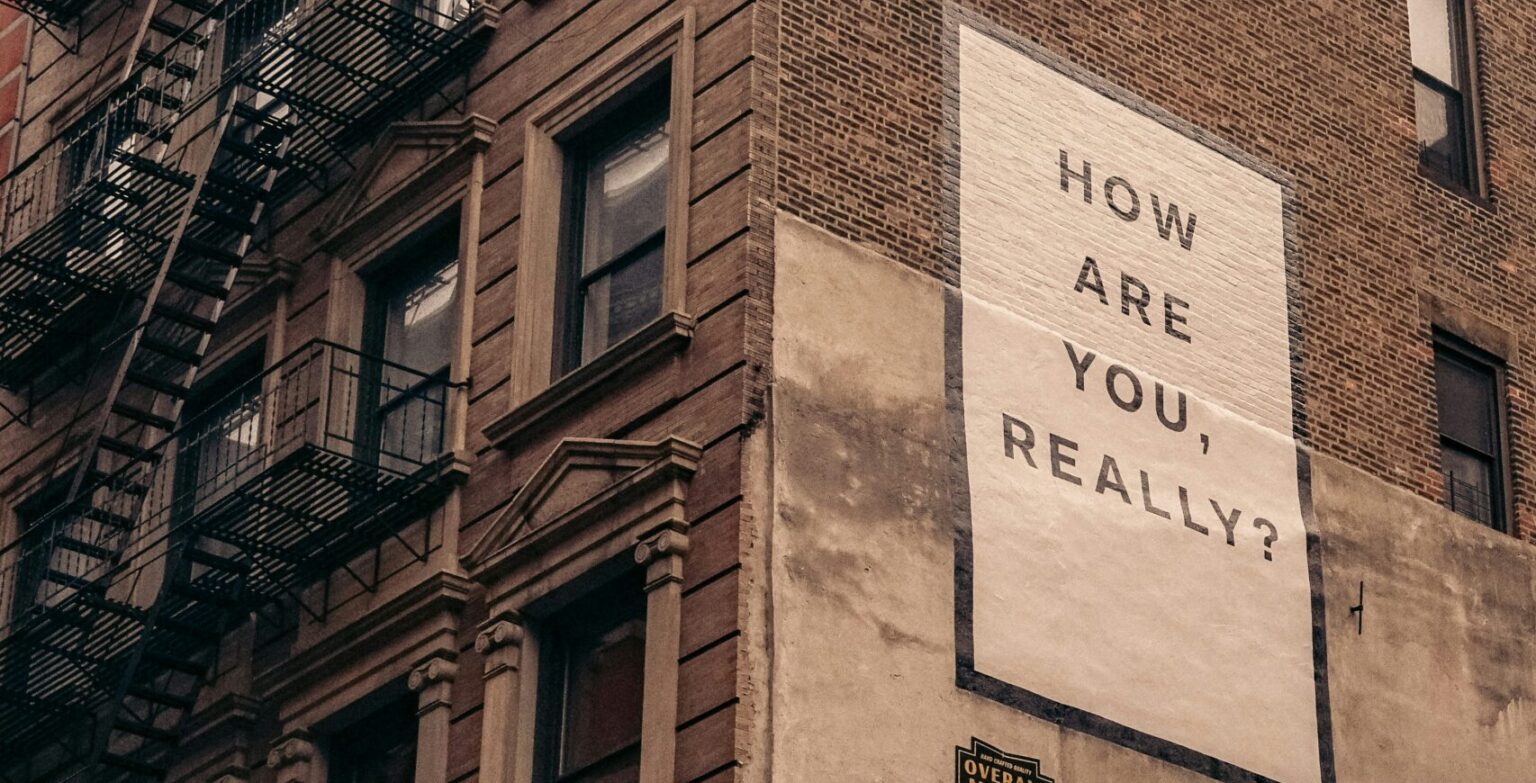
482, 311, 695, 448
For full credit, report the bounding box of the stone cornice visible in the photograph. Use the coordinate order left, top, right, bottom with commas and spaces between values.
317, 114, 498, 256
462, 436, 702, 586
254, 570, 472, 704
482, 312, 695, 448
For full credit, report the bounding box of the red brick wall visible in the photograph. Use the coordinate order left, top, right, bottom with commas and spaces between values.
0, 6, 26, 175
769, 0, 1536, 543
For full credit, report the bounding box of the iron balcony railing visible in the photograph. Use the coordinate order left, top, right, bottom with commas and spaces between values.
0, 0, 492, 388
0, 339, 448, 642
8, 0, 96, 25
1444, 470, 1495, 529
0, 0, 483, 247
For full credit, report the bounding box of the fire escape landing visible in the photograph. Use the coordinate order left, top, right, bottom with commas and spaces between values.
0, 340, 453, 781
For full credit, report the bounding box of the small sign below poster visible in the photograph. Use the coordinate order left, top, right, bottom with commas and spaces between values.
955, 738, 1055, 783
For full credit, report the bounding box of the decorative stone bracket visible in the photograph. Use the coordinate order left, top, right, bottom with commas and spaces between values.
475, 613, 526, 783
464, 435, 700, 783
266, 733, 317, 783
409, 653, 460, 783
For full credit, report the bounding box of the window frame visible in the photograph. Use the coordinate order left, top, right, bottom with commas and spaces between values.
1409, 0, 1486, 197
464, 437, 702, 783
355, 212, 460, 472
1432, 329, 1511, 532
360, 211, 461, 378
530, 570, 649, 783
318, 118, 490, 475
172, 348, 268, 522
507, 9, 696, 411
323, 690, 422, 783
3, 471, 73, 625
555, 79, 672, 376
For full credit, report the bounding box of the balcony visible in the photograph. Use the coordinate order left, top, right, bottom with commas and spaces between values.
0, 0, 496, 391
0, 340, 451, 780
7, 0, 97, 26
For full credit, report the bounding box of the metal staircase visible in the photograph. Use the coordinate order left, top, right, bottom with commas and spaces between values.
0, 0, 495, 779
0, 337, 454, 783
2, 0, 100, 53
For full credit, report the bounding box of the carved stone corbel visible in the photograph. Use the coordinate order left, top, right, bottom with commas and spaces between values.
474, 613, 525, 783
634, 528, 689, 592
408, 654, 459, 783
633, 527, 689, 783
266, 733, 316, 783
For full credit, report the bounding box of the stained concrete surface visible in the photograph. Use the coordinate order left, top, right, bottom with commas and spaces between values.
764, 211, 1536, 782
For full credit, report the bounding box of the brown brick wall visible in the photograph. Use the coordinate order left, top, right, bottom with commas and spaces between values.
266, 0, 756, 779
769, 0, 1536, 543
0, 0, 756, 780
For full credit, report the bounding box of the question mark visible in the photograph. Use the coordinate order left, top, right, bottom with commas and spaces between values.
1253, 518, 1278, 561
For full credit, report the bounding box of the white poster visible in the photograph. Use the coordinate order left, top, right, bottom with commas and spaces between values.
952, 22, 1329, 783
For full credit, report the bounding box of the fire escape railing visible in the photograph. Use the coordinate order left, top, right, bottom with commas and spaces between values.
4, 0, 98, 53
0, 339, 449, 766
0, 0, 495, 391
0, 0, 491, 776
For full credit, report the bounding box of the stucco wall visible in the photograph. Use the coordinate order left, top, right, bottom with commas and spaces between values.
764, 212, 1536, 782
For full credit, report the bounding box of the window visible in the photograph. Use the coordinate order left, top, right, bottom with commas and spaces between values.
558, 80, 671, 373
6, 473, 71, 622
362, 219, 457, 471
225, 0, 300, 115
327, 694, 419, 783
1434, 333, 1507, 531
506, 14, 695, 415
533, 571, 647, 783
1409, 0, 1480, 191
59, 92, 141, 261
0, 475, 70, 697
176, 353, 266, 517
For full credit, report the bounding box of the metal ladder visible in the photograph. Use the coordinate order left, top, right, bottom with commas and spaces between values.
0, 0, 297, 777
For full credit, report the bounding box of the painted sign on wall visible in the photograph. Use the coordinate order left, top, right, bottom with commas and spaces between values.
950, 22, 1331, 783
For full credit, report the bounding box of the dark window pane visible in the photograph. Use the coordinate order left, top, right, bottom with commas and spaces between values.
8, 475, 71, 618
177, 356, 266, 515
536, 574, 646, 783
580, 117, 670, 271
1442, 444, 1494, 526
2, 484, 57, 693
187, 390, 264, 512
381, 253, 458, 373
562, 87, 671, 371
1435, 338, 1505, 531
562, 618, 646, 774
581, 244, 664, 365
1415, 78, 1469, 185
1434, 347, 1494, 453
60, 96, 141, 262
1409, 0, 1462, 87
329, 695, 419, 783
366, 228, 457, 470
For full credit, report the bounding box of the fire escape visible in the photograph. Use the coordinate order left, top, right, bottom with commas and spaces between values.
0, 0, 495, 779
1, 0, 96, 53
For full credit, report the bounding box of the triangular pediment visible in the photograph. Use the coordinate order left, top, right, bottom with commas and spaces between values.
318, 115, 496, 248
463, 437, 702, 569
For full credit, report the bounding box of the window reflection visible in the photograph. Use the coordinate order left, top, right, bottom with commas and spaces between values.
366, 226, 457, 473
1408, 0, 1477, 189
563, 89, 671, 371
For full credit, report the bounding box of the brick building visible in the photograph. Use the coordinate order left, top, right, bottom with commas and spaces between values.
0, 0, 1529, 782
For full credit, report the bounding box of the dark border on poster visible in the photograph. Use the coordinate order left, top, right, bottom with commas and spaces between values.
941, 7, 1336, 782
